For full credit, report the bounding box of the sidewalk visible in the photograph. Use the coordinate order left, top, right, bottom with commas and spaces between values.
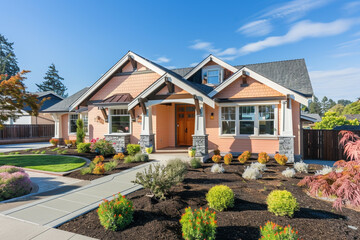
0, 142, 52, 153
0, 161, 153, 239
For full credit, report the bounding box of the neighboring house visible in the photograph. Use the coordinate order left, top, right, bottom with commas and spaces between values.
300, 113, 321, 129
43, 51, 314, 162
5, 91, 63, 125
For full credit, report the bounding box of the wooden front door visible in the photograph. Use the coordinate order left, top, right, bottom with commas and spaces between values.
176, 105, 195, 146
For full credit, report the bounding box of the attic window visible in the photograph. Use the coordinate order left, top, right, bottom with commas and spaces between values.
202, 66, 223, 85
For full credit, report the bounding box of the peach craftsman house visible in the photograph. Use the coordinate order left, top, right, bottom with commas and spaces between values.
43, 51, 314, 162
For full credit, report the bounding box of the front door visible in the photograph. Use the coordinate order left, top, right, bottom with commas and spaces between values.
176, 104, 195, 146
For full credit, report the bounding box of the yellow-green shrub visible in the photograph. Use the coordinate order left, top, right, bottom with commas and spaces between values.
266, 190, 299, 217
238, 151, 251, 164
224, 153, 233, 165
258, 152, 270, 164
212, 155, 221, 163
274, 153, 288, 166
206, 185, 234, 211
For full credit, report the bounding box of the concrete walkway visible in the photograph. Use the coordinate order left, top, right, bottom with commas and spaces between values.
0, 161, 153, 239
0, 142, 52, 153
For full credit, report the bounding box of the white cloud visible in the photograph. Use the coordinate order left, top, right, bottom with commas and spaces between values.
237, 20, 272, 37
309, 68, 360, 100
331, 52, 360, 58
337, 38, 360, 49
189, 40, 220, 54
154, 56, 170, 63
239, 19, 355, 55
343, 1, 360, 14
189, 62, 198, 67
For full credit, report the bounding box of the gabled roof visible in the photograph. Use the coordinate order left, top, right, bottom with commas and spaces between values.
32, 91, 64, 100
42, 87, 90, 112
93, 93, 133, 107
301, 113, 321, 122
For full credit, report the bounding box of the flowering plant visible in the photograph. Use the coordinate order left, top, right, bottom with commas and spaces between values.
97, 193, 134, 231
113, 153, 125, 161
93, 155, 104, 164
258, 152, 270, 164
92, 163, 105, 175
179, 207, 217, 240
260, 221, 299, 240
224, 153, 233, 165
274, 153, 288, 165
0, 166, 32, 201
212, 155, 221, 163
238, 151, 251, 164
49, 138, 58, 146
91, 138, 115, 156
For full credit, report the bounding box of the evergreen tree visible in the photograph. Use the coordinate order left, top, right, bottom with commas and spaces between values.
36, 63, 68, 97
0, 34, 20, 78
338, 99, 352, 106
309, 96, 322, 115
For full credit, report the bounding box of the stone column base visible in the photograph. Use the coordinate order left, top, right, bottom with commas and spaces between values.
279, 136, 295, 163
192, 134, 208, 157
105, 134, 130, 153
140, 134, 155, 153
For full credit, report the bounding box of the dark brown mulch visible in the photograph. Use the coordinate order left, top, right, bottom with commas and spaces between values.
5, 147, 149, 181
58, 160, 360, 240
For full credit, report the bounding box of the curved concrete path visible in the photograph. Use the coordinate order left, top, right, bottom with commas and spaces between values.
0, 161, 154, 239
0, 142, 52, 153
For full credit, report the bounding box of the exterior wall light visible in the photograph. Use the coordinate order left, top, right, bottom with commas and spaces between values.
210, 112, 214, 120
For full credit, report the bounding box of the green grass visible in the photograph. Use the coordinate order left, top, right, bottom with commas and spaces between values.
0, 155, 86, 172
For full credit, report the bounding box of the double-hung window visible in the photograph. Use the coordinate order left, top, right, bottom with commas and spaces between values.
258, 105, 275, 135
110, 109, 131, 134
82, 113, 88, 133
69, 114, 78, 133
239, 106, 255, 135
221, 107, 236, 134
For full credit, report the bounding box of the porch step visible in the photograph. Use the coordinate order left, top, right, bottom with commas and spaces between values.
156, 147, 188, 153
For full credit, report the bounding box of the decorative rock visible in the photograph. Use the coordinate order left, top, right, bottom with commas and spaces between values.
279, 136, 295, 163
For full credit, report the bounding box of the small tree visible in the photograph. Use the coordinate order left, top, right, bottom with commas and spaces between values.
342, 101, 360, 115
0, 34, 20, 77
36, 63, 68, 97
76, 118, 85, 144
313, 112, 359, 130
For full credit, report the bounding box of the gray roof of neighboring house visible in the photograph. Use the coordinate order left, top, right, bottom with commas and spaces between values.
344, 114, 360, 120
42, 87, 90, 112
32, 91, 64, 100
301, 113, 322, 122
172, 59, 313, 97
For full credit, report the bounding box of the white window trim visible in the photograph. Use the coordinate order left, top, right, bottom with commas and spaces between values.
219, 104, 278, 137
80, 113, 89, 135
202, 65, 224, 85
108, 107, 132, 135
68, 113, 89, 135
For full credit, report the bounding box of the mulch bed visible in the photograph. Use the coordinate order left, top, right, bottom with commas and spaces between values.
5, 147, 149, 181
58, 160, 360, 240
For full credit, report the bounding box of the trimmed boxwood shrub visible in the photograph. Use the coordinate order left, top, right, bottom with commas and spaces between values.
266, 190, 299, 217
0, 166, 32, 201
77, 143, 91, 153
206, 185, 234, 211
127, 144, 141, 156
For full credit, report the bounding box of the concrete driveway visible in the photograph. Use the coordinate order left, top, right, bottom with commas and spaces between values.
0, 142, 52, 153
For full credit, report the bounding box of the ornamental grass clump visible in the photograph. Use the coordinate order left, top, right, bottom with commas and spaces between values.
294, 161, 308, 173
0, 166, 32, 201
250, 162, 267, 172
113, 153, 125, 161
260, 221, 299, 240
224, 153, 233, 165
212, 155, 221, 163
211, 164, 225, 173
274, 153, 288, 166
242, 166, 262, 180
206, 185, 234, 211
97, 193, 134, 231
190, 157, 202, 169
93, 155, 104, 164
104, 160, 118, 172
281, 168, 296, 178
314, 165, 333, 175
179, 207, 217, 240
238, 151, 251, 164
258, 152, 270, 164
266, 190, 299, 217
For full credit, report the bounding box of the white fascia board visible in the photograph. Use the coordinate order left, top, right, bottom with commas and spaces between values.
209, 67, 310, 106
69, 51, 166, 111
300, 115, 318, 122
184, 55, 238, 79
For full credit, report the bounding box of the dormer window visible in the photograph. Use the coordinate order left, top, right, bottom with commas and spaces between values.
202, 66, 223, 85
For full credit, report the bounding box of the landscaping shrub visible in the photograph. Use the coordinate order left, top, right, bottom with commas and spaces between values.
70, 140, 76, 147
212, 155, 221, 163
97, 193, 134, 231
250, 162, 267, 172
104, 160, 118, 172
315, 165, 333, 175
179, 207, 217, 240
92, 163, 105, 175
242, 166, 262, 180
258, 152, 270, 164
80, 162, 95, 175
282, 168, 296, 178
224, 153, 233, 165
91, 138, 115, 156
126, 144, 141, 156
294, 161, 308, 173
77, 143, 91, 153
260, 221, 299, 240
190, 157, 202, 169
113, 153, 125, 161
238, 151, 251, 164
134, 153, 149, 162
266, 190, 299, 217
213, 149, 220, 155
64, 139, 71, 145
133, 160, 186, 200
76, 119, 85, 144
124, 155, 135, 163
49, 138, 58, 146
93, 155, 104, 164
211, 164, 225, 173
0, 166, 32, 201
206, 185, 234, 211
274, 153, 288, 166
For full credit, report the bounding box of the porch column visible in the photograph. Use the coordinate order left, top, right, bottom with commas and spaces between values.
51, 113, 63, 144
192, 102, 208, 158
279, 99, 295, 163
140, 106, 155, 153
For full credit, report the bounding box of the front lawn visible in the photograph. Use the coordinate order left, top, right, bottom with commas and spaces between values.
0, 155, 86, 172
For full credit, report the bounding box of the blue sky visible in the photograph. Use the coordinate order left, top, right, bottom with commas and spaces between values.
1, 0, 360, 101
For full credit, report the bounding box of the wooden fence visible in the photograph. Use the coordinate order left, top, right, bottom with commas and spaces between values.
0, 124, 54, 140
302, 129, 360, 160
